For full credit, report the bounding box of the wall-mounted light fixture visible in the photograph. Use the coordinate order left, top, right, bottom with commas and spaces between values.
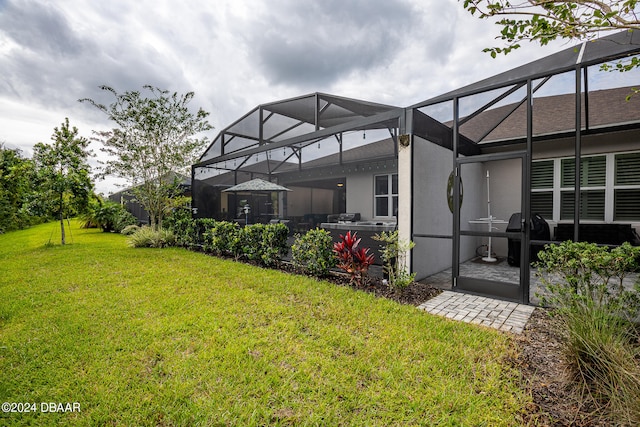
337, 182, 344, 188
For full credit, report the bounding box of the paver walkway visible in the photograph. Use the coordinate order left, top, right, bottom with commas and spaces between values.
418, 291, 536, 333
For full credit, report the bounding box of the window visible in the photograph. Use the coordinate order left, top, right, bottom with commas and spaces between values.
614, 152, 640, 220
531, 160, 553, 219
560, 156, 605, 220
531, 151, 640, 222
374, 174, 398, 217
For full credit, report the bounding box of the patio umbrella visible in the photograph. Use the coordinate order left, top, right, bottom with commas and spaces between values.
222, 178, 291, 193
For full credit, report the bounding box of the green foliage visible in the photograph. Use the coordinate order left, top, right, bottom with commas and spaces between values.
127, 226, 177, 248
333, 231, 375, 286
259, 222, 289, 266
80, 85, 213, 230
373, 230, 417, 290
165, 208, 216, 248
32, 118, 93, 244
80, 198, 137, 233
291, 228, 336, 277
206, 222, 288, 266
0, 222, 530, 426
120, 224, 140, 235
165, 207, 194, 246
462, 1, 640, 71
538, 242, 640, 320
205, 221, 242, 258
536, 241, 640, 423
0, 145, 41, 233
239, 223, 265, 262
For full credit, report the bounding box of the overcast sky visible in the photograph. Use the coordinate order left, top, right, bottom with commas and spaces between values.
0, 0, 584, 194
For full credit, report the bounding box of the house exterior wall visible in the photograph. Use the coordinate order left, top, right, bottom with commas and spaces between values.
345, 172, 374, 220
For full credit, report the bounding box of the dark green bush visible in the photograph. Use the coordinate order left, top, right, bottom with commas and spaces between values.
260, 223, 289, 266
240, 224, 265, 262
291, 228, 336, 276
165, 208, 216, 248
206, 221, 242, 258
80, 200, 137, 233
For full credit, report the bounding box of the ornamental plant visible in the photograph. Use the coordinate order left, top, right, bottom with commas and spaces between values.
291, 228, 336, 277
373, 230, 416, 291
205, 221, 242, 259
333, 231, 375, 286
536, 241, 640, 424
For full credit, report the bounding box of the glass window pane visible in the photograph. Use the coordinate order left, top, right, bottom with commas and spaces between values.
560, 190, 605, 220
583, 156, 606, 186
392, 174, 398, 194
561, 156, 605, 187
615, 153, 640, 185
392, 196, 398, 217
531, 192, 553, 219
376, 197, 388, 216
375, 176, 388, 195
531, 160, 554, 189
614, 189, 640, 220
561, 159, 575, 188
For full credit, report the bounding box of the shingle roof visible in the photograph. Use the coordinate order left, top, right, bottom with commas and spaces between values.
461, 86, 640, 143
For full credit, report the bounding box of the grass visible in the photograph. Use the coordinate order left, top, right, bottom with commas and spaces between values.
0, 221, 529, 426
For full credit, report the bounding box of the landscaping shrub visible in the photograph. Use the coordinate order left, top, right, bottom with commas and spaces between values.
240, 224, 265, 263
291, 228, 336, 277
260, 222, 289, 266
120, 224, 140, 235
373, 230, 416, 290
205, 221, 242, 258
127, 226, 177, 248
80, 200, 137, 233
193, 218, 216, 246
165, 208, 216, 248
333, 231, 375, 286
536, 241, 640, 424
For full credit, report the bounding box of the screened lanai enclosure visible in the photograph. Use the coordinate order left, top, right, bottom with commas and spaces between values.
408, 30, 640, 303
192, 93, 407, 259
192, 31, 640, 304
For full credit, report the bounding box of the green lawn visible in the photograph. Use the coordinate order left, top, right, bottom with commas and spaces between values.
0, 222, 529, 426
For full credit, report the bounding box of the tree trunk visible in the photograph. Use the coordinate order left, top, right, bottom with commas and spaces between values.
60, 212, 66, 245
59, 192, 66, 245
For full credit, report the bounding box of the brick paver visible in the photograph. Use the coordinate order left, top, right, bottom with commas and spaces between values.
417, 291, 535, 333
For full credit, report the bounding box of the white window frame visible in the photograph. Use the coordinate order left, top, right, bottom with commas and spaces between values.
374, 173, 397, 218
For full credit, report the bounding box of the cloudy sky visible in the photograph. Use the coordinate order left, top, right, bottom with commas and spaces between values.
0, 0, 582, 193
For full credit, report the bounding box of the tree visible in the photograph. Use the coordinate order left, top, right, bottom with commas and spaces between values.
80, 85, 213, 230
462, 1, 640, 68
32, 118, 93, 244
0, 144, 38, 233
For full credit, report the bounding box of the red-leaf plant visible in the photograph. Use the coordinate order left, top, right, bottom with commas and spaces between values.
333, 231, 375, 286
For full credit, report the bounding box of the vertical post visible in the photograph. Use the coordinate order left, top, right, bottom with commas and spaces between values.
259, 107, 264, 146
574, 67, 582, 241
522, 79, 533, 304
452, 98, 460, 286
398, 109, 413, 274
315, 93, 320, 131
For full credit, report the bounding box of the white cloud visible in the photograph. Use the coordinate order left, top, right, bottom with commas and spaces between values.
0, 0, 589, 194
